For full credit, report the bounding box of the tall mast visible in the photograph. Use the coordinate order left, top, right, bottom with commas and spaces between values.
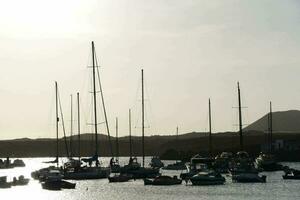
55, 81, 59, 167
176, 126, 179, 163
141, 69, 145, 168
237, 82, 243, 151
116, 117, 119, 160
96, 62, 113, 157
208, 98, 212, 156
269, 101, 273, 153
92, 41, 99, 161
70, 94, 73, 158
129, 109, 132, 159
77, 92, 81, 161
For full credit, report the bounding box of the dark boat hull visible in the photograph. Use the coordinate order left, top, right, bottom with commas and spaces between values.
190, 179, 225, 185
232, 174, 266, 183
282, 175, 300, 180
124, 167, 160, 179
144, 178, 182, 185
63, 168, 109, 180
41, 180, 76, 190
108, 175, 131, 183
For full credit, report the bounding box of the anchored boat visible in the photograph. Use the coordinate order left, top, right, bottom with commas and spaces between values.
144, 175, 182, 186
190, 171, 225, 186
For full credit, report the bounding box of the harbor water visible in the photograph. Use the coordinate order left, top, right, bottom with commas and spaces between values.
1, 157, 300, 200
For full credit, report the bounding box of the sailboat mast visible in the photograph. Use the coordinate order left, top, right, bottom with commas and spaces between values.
141, 69, 145, 168
237, 82, 243, 151
55, 81, 59, 167
176, 126, 179, 163
269, 101, 273, 153
208, 98, 212, 156
116, 117, 119, 160
92, 41, 99, 160
77, 92, 81, 161
70, 94, 73, 158
129, 109, 132, 159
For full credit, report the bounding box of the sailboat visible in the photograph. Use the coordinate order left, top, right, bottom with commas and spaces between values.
109, 117, 121, 173
64, 94, 81, 170
63, 41, 110, 180
162, 127, 185, 170
116, 109, 141, 174
181, 99, 224, 185
120, 69, 160, 179
230, 82, 266, 183
108, 112, 133, 183
32, 82, 65, 179
255, 102, 283, 171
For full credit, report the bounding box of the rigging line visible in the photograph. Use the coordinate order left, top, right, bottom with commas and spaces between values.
133, 74, 142, 131
58, 88, 70, 158
94, 50, 113, 157
144, 78, 153, 133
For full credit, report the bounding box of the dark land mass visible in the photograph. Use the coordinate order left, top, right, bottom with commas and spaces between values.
2, 110, 300, 161
244, 110, 300, 132
0, 131, 299, 161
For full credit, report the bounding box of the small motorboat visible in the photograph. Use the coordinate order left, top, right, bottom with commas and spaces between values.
232, 173, 266, 183
162, 161, 186, 170
11, 175, 30, 186
282, 168, 300, 180
213, 152, 233, 173
144, 175, 182, 186
41, 171, 76, 190
31, 166, 60, 180
109, 157, 121, 173
108, 174, 132, 183
255, 152, 282, 171
149, 156, 164, 169
180, 162, 208, 180
0, 176, 11, 189
190, 171, 225, 186
12, 159, 25, 167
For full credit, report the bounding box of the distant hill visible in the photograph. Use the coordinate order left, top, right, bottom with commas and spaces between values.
244, 110, 300, 133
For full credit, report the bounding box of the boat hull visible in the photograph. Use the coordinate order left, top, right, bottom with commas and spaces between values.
108, 174, 132, 183
63, 167, 110, 180
144, 177, 182, 186
232, 174, 266, 183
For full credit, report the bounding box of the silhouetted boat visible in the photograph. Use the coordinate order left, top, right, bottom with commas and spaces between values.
282, 168, 300, 180
144, 175, 182, 186
230, 83, 267, 183
11, 175, 29, 186
231, 152, 266, 183
108, 174, 132, 183
190, 171, 225, 185
213, 152, 233, 173
162, 161, 186, 170
0, 157, 25, 169
149, 156, 164, 169
232, 172, 266, 183
42, 179, 76, 190
32, 82, 65, 180
180, 157, 213, 181
255, 152, 282, 171
63, 42, 110, 180
120, 70, 160, 179
162, 127, 186, 171
41, 170, 76, 190
0, 176, 11, 189
109, 117, 121, 173
255, 102, 283, 171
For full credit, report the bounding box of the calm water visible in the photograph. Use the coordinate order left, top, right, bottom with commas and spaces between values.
1, 157, 300, 200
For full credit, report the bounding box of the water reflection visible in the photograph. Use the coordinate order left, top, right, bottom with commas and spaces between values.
0, 158, 300, 200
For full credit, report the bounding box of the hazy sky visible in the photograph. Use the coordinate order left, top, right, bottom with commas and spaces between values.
0, 0, 300, 139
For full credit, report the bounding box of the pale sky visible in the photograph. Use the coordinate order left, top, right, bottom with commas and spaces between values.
0, 0, 300, 139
